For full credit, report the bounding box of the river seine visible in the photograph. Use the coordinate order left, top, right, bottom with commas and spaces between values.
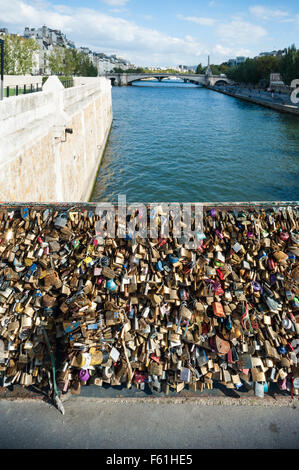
91, 80, 299, 203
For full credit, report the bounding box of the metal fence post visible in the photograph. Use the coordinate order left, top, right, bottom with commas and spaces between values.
0, 38, 4, 101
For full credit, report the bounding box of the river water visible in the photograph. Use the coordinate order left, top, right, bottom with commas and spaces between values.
91, 80, 299, 203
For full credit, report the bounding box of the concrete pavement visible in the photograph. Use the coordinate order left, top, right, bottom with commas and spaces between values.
0, 397, 298, 449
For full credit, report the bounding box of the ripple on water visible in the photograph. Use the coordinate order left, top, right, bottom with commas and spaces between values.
92, 82, 299, 203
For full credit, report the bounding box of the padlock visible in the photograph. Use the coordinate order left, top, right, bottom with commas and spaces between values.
0, 204, 297, 398
54, 212, 68, 229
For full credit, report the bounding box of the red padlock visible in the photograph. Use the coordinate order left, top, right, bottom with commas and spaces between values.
268, 258, 276, 270
134, 371, 147, 383
216, 268, 224, 280
150, 353, 161, 364
158, 238, 167, 248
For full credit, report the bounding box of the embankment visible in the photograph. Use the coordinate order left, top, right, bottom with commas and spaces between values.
207, 85, 299, 116
0, 76, 113, 202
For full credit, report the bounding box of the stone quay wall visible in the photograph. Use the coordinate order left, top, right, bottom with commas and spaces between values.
207, 84, 299, 116
0, 76, 113, 202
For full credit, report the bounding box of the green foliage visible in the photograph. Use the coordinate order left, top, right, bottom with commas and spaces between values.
113, 67, 146, 73
196, 63, 204, 74
75, 52, 98, 76
279, 44, 299, 85
46, 47, 98, 77
226, 46, 299, 85
199, 63, 229, 76
42, 75, 72, 85
47, 46, 65, 75
3, 35, 39, 74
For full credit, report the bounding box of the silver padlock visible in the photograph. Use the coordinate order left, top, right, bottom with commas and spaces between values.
54, 212, 68, 229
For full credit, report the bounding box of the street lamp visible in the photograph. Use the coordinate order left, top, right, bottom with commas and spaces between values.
0, 38, 4, 100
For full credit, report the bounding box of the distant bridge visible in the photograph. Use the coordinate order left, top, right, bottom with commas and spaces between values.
101, 73, 232, 87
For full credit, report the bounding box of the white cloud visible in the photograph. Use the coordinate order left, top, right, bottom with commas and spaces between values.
177, 14, 216, 26
142, 14, 153, 21
109, 8, 127, 13
0, 0, 208, 66
100, 0, 129, 6
249, 5, 289, 21
212, 44, 232, 56
212, 44, 251, 58
217, 20, 267, 45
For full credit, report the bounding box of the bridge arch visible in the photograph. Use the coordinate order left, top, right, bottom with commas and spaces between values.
127, 75, 203, 86
109, 77, 117, 86
213, 79, 229, 86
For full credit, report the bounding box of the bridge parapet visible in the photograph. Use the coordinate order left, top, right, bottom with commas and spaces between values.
104, 73, 232, 87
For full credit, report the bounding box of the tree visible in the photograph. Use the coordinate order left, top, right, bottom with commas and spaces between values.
226, 45, 299, 86
196, 63, 204, 74
3, 35, 39, 74
17, 37, 39, 74
64, 48, 77, 76
46, 47, 98, 77
47, 46, 65, 75
218, 62, 229, 74
257, 55, 280, 80
279, 44, 299, 85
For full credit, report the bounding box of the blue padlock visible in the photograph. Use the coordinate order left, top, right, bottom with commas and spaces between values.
100, 256, 109, 267
258, 250, 267, 260
129, 307, 135, 319
277, 346, 287, 355
25, 263, 37, 281
179, 288, 188, 300
196, 231, 206, 241
226, 317, 232, 330
156, 261, 164, 272
33, 290, 42, 298
21, 208, 29, 220
168, 254, 179, 264
106, 279, 117, 292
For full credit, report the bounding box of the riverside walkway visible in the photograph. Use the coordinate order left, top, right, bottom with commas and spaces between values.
207, 84, 299, 116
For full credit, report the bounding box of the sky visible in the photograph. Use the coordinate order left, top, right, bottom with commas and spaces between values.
0, 0, 298, 66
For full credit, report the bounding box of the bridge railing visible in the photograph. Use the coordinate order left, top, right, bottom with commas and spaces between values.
3, 82, 42, 98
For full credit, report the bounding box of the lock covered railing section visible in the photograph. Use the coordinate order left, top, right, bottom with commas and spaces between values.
0, 202, 298, 411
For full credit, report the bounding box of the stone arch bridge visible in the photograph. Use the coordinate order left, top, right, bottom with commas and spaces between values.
103, 73, 232, 87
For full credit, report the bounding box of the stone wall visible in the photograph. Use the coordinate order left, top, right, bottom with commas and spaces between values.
0, 76, 113, 202
3, 75, 43, 87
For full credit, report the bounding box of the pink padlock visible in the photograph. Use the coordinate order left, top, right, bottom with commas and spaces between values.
215, 230, 224, 239
279, 378, 287, 390
280, 231, 289, 242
